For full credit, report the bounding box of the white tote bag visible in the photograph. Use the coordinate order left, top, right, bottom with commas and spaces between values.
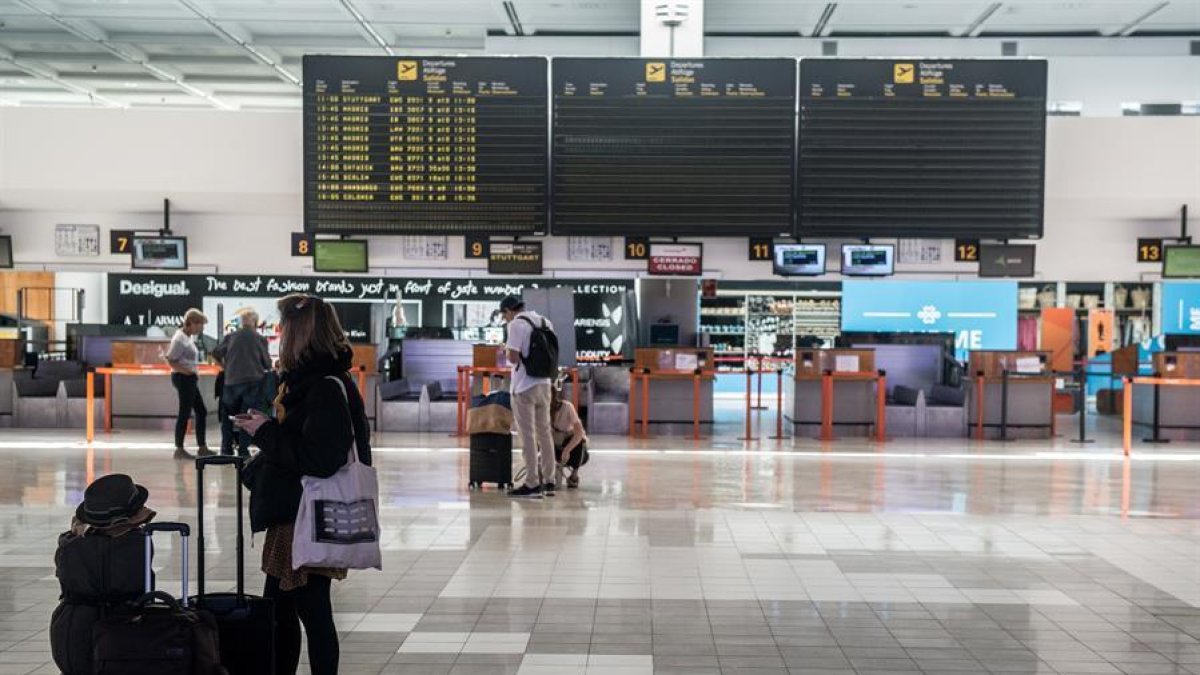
291, 376, 382, 571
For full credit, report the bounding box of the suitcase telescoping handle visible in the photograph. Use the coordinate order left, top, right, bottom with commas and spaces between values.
143, 522, 191, 605
195, 455, 246, 599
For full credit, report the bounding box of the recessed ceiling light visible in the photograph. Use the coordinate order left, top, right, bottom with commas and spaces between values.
123, 82, 139, 88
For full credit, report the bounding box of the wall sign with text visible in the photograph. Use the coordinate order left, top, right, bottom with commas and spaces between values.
648, 242, 703, 276
1137, 238, 1163, 263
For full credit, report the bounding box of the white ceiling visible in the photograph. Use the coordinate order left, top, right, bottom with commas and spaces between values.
0, 0, 1195, 109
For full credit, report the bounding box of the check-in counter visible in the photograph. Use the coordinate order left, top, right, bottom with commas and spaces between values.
631, 347, 715, 425
784, 349, 880, 438
967, 350, 1054, 440
1131, 352, 1200, 441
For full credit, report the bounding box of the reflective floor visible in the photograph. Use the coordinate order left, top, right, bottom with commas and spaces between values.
3, 415, 1200, 674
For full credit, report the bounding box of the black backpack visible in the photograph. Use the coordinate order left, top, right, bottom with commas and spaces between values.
516, 315, 559, 378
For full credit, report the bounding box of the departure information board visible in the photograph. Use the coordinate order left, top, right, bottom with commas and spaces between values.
552, 58, 796, 237
798, 59, 1047, 239
303, 56, 548, 235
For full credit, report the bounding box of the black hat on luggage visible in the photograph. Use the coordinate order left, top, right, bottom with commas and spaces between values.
75, 474, 150, 527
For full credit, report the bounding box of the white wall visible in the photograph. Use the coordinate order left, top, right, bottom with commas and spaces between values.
1, 102, 1198, 284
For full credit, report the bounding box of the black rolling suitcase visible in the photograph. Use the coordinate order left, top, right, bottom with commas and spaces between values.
469, 432, 513, 490
92, 522, 225, 675
191, 456, 276, 675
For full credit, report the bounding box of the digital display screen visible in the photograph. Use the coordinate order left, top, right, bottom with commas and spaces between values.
773, 244, 826, 276
842, 244, 894, 276
131, 237, 188, 270
978, 244, 1036, 278
552, 58, 797, 237
798, 59, 1047, 239
313, 240, 369, 273
303, 56, 548, 235
488, 241, 543, 275
1163, 246, 1200, 279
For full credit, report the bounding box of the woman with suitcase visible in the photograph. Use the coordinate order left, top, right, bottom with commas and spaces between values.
234, 294, 372, 675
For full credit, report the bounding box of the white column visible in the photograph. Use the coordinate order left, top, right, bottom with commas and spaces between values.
640, 0, 704, 57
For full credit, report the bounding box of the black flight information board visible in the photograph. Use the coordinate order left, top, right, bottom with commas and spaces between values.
552, 58, 796, 237
798, 59, 1047, 239
303, 56, 548, 235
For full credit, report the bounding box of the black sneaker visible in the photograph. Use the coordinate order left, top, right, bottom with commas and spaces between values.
197, 447, 217, 458
542, 483, 556, 496
173, 447, 195, 461
507, 484, 542, 499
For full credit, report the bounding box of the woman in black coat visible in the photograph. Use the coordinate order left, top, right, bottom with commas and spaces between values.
235, 294, 371, 675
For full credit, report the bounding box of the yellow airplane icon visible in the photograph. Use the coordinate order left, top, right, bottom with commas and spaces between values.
893, 63, 914, 84
397, 60, 418, 81
645, 62, 666, 82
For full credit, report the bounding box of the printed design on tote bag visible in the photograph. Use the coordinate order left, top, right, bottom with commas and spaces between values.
313, 499, 378, 544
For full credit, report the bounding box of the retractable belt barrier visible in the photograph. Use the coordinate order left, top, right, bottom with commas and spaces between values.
819, 370, 887, 443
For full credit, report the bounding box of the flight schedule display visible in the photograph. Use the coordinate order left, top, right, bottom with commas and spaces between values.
303, 56, 548, 235
798, 59, 1047, 239
552, 58, 796, 237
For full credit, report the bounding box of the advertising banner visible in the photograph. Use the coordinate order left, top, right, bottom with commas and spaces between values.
108, 274, 632, 362
1162, 282, 1200, 334
841, 280, 1018, 359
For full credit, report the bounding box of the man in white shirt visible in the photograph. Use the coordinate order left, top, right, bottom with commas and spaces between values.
500, 296, 556, 498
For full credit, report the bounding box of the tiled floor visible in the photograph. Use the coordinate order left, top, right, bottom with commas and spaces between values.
3, 417, 1200, 674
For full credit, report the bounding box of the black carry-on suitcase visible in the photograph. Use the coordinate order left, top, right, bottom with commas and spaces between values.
191, 455, 276, 675
92, 522, 225, 675
469, 432, 513, 489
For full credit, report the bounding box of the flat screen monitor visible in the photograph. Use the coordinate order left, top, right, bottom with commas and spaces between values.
650, 324, 679, 345
841, 244, 894, 277
131, 236, 187, 270
0, 236, 12, 268
1163, 246, 1200, 278
773, 244, 825, 277
978, 244, 1036, 278
314, 239, 369, 273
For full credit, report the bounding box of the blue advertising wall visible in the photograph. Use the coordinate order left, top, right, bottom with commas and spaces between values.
1162, 283, 1200, 334
841, 281, 1018, 359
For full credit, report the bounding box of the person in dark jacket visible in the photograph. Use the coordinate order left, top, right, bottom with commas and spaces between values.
50, 473, 155, 675
212, 307, 272, 456
234, 293, 370, 675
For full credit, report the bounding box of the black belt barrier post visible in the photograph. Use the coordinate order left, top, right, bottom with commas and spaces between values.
998, 369, 1013, 442
1070, 363, 1094, 444
1143, 381, 1170, 444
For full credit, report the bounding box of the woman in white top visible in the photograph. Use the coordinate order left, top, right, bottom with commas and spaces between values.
164, 308, 215, 460
550, 385, 588, 489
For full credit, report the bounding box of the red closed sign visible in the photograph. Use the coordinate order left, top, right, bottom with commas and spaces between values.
647, 243, 703, 276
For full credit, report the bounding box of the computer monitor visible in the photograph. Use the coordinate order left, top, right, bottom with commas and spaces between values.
1163, 246, 1200, 278
841, 244, 894, 276
131, 236, 188, 270
979, 244, 1036, 278
773, 244, 825, 277
313, 239, 369, 273
650, 324, 679, 345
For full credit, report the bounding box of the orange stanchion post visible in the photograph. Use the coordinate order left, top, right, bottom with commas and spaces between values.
771, 369, 785, 440
693, 370, 701, 441
641, 371, 650, 439
104, 372, 112, 433
974, 374, 985, 441
628, 368, 637, 439
356, 366, 367, 398
86, 370, 95, 443
875, 372, 887, 442
455, 367, 464, 437
1122, 377, 1132, 456
820, 372, 834, 441
740, 368, 755, 441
